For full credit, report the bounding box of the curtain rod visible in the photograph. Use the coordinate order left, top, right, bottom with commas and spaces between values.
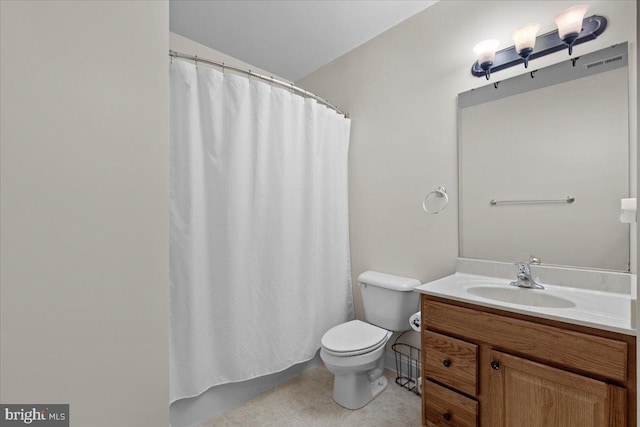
169, 50, 348, 118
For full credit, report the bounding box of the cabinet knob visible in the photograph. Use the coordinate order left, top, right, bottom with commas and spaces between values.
443, 412, 452, 421
442, 359, 451, 368
491, 361, 500, 370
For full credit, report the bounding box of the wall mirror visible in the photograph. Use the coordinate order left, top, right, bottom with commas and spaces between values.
458, 43, 631, 272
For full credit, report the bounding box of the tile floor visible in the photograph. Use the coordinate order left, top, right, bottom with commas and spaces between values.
198, 365, 422, 427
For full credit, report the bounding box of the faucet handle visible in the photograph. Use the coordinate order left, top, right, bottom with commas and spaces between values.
529, 256, 541, 265
515, 262, 529, 274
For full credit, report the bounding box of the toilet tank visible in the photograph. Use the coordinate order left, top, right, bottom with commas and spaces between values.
358, 271, 421, 331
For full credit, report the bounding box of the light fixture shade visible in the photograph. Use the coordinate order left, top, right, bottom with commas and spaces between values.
554, 5, 589, 39
513, 23, 541, 52
473, 39, 500, 66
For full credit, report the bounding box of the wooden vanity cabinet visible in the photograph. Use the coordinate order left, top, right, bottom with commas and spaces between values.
420, 295, 636, 427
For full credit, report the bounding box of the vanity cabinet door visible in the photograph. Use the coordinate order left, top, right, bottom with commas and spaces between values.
487, 350, 627, 427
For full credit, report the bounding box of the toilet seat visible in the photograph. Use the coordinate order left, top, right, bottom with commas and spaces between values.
321, 320, 390, 357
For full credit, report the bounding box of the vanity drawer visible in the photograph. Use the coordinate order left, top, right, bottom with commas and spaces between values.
423, 298, 628, 383
424, 331, 478, 396
424, 380, 478, 427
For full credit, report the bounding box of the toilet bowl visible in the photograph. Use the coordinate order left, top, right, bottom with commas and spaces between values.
320, 271, 421, 410
320, 320, 393, 409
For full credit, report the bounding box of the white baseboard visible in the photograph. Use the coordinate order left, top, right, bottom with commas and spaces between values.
384, 349, 398, 372
170, 352, 322, 427
171, 347, 419, 427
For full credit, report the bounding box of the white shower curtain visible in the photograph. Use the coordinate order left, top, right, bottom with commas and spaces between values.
169, 60, 353, 403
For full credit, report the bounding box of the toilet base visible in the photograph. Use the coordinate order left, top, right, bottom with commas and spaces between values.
329, 354, 388, 410
320, 330, 392, 410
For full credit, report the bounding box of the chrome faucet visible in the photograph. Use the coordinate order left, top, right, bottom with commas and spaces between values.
510, 256, 544, 289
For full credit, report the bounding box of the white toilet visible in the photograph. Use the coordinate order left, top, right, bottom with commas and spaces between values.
320, 271, 421, 409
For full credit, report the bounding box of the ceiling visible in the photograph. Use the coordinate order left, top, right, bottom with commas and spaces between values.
169, 1, 438, 82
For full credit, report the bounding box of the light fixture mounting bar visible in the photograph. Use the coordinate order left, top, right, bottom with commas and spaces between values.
471, 15, 607, 78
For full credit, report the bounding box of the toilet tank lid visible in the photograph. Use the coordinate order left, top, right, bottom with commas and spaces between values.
357, 271, 421, 291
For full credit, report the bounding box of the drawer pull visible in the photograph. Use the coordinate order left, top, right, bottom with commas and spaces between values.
491, 361, 500, 370
442, 359, 451, 368
443, 412, 452, 421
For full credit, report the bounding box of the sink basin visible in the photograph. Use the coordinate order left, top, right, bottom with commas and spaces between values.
466, 286, 576, 308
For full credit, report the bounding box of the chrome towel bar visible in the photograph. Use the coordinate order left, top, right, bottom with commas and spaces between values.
490, 196, 575, 206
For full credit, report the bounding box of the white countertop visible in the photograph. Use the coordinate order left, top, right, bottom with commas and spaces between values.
415, 273, 637, 336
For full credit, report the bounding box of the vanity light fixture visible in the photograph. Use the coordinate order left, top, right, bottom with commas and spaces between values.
471, 9, 606, 80
512, 23, 540, 68
555, 5, 589, 55
473, 39, 500, 80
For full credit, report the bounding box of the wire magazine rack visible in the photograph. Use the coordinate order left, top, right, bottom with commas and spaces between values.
392, 342, 421, 395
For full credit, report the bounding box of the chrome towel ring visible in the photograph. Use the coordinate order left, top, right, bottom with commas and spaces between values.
422, 186, 449, 214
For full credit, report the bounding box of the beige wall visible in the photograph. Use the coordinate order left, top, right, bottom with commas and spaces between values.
297, 0, 637, 320
0, 2, 169, 426
636, 0, 640, 417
